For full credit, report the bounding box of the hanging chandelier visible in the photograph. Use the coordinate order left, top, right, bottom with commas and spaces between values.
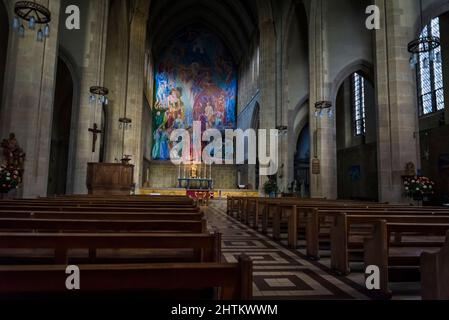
275, 125, 288, 136
408, 0, 441, 69
314, 101, 333, 119
89, 86, 109, 106
12, 1, 51, 41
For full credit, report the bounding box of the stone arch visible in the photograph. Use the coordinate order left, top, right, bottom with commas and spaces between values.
55, 47, 80, 195
48, 52, 77, 195
416, 0, 449, 36
334, 63, 379, 201
282, 0, 309, 114
290, 97, 309, 142
251, 102, 260, 130
331, 59, 374, 105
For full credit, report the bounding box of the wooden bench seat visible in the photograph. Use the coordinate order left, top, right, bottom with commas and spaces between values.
0, 218, 207, 234
0, 204, 201, 213
0, 232, 221, 264
306, 208, 449, 259
364, 221, 449, 298
330, 213, 449, 275
0, 256, 252, 300
0, 210, 204, 221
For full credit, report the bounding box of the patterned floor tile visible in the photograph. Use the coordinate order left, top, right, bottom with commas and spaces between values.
206, 200, 371, 300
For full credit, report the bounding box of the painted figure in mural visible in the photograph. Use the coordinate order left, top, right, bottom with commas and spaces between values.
152, 27, 237, 160
154, 110, 165, 129
159, 130, 171, 161
204, 101, 215, 129
152, 129, 162, 160
173, 113, 184, 129
200, 112, 208, 133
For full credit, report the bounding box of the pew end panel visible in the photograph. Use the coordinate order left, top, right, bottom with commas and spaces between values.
421, 231, 449, 300
330, 213, 350, 275
363, 220, 392, 299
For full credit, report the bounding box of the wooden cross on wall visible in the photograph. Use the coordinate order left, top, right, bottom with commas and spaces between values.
88, 123, 102, 153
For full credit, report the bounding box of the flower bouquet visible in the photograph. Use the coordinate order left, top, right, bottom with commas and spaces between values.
0, 133, 25, 197
403, 176, 435, 201
0, 164, 21, 194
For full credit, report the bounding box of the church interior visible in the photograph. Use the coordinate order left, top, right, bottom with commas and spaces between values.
1, 0, 449, 304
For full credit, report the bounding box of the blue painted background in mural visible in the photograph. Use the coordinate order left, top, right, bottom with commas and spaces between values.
152, 27, 237, 161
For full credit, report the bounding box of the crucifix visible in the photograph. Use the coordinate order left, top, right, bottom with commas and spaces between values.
88, 123, 102, 153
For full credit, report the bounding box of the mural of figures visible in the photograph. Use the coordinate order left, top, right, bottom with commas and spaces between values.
151, 27, 237, 161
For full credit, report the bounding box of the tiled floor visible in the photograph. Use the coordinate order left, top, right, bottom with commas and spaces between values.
206, 201, 371, 300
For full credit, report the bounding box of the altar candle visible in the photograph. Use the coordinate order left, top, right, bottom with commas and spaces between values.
178, 164, 181, 179
209, 162, 212, 180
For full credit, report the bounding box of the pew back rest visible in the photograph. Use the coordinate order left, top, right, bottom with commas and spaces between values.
0, 255, 252, 300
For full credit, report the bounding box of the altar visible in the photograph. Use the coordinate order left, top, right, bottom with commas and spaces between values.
177, 163, 214, 190
178, 178, 213, 190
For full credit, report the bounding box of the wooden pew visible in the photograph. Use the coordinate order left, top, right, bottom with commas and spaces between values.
421, 231, 449, 300
0, 232, 221, 264
0, 205, 201, 214
364, 220, 449, 299
0, 218, 207, 234
0, 210, 204, 221
0, 196, 255, 301
330, 213, 449, 275
306, 208, 449, 259
0, 256, 253, 300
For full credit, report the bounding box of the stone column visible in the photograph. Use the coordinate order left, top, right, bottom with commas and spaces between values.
374, 0, 420, 203
122, 2, 150, 190
257, 0, 277, 192
308, 0, 337, 200
72, 0, 109, 194
0, 0, 61, 198
104, 0, 129, 164
439, 12, 449, 125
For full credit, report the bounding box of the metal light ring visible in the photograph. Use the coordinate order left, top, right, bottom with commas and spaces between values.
407, 36, 441, 54
89, 86, 109, 96
14, 1, 51, 24
119, 117, 132, 124
314, 101, 332, 110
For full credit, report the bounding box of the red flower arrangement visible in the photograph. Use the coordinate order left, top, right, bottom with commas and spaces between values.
0, 164, 21, 193
403, 176, 435, 200
0, 133, 25, 195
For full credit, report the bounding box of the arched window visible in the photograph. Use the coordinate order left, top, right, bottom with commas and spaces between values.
417, 17, 444, 116
352, 72, 366, 136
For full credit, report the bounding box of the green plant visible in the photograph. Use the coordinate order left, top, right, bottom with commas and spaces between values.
263, 178, 278, 196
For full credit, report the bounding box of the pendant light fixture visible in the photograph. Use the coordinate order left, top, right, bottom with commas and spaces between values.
12, 1, 51, 41
408, 0, 441, 69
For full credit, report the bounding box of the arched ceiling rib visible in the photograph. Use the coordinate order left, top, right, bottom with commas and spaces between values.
148, 0, 258, 63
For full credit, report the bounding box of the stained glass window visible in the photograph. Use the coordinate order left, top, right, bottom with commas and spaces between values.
352, 73, 366, 136
417, 17, 445, 116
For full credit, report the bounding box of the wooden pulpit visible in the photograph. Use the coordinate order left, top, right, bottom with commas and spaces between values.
86, 163, 134, 195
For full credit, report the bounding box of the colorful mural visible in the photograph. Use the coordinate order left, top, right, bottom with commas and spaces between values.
151, 27, 237, 161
